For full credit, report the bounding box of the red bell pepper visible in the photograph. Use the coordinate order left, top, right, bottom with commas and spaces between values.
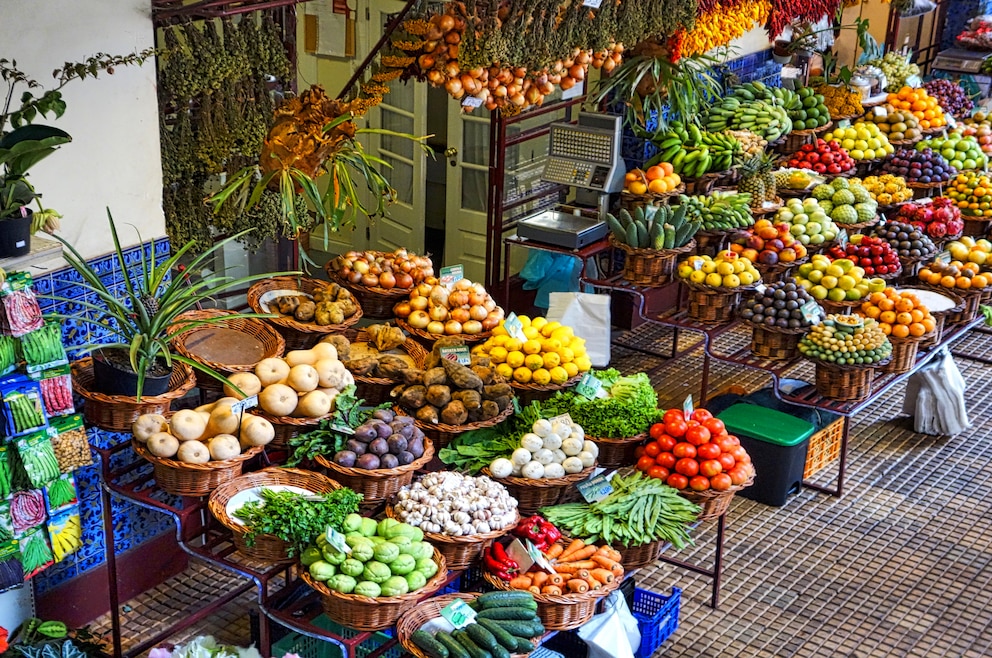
513, 515, 553, 550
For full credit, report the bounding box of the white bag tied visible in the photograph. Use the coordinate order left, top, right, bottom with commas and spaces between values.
901, 348, 969, 436
577, 590, 639, 658
547, 292, 611, 368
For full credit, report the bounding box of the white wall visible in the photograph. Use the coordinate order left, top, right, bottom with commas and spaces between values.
730, 26, 774, 58
0, 0, 162, 262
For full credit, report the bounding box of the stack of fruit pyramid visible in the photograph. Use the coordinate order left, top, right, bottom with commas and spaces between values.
811, 178, 878, 225
738, 153, 778, 209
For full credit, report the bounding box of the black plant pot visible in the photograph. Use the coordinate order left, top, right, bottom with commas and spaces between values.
0, 210, 33, 258
91, 347, 173, 397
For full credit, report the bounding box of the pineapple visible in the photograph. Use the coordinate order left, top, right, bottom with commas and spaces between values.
139, 295, 160, 316
737, 155, 765, 209
759, 153, 778, 203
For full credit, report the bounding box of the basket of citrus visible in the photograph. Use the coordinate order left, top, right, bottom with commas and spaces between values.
677, 250, 762, 325
856, 288, 936, 374
885, 87, 947, 133
917, 258, 989, 324
475, 316, 592, 403
620, 164, 684, 212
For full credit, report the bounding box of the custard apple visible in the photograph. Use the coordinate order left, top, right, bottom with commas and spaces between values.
851, 185, 872, 203
819, 200, 834, 215
812, 184, 834, 200
831, 205, 859, 224
854, 202, 876, 222
831, 177, 851, 190
832, 189, 856, 206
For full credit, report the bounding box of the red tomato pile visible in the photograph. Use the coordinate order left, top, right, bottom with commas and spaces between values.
635, 408, 752, 492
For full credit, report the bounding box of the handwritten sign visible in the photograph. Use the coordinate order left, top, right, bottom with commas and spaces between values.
801, 300, 823, 323
439, 265, 465, 289
441, 598, 477, 628
575, 372, 603, 400
578, 472, 613, 503
230, 395, 258, 414
440, 345, 472, 365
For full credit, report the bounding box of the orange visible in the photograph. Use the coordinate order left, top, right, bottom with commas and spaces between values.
956, 276, 972, 289
863, 305, 881, 319
869, 291, 886, 304
625, 170, 642, 182
629, 181, 648, 195
880, 322, 892, 335
922, 318, 936, 333
891, 324, 910, 338
880, 310, 897, 324
878, 298, 896, 311
646, 165, 665, 181
896, 312, 913, 325
895, 298, 915, 313
660, 162, 674, 176
910, 309, 925, 323
972, 274, 988, 288
648, 178, 669, 194
940, 275, 957, 288
909, 322, 927, 337
963, 262, 981, 273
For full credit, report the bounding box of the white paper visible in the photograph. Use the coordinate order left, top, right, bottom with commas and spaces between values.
547, 292, 611, 367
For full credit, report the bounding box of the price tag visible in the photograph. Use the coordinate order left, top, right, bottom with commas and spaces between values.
801, 300, 823, 323
440, 345, 472, 365
324, 527, 352, 554
504, 312, 525, 340
524, 539, 556, 573
938, 249, 951, 263
582, 0, 603, 6
461, 96, 483, 109
575, 372, 603, 400
550, 413, 573, 427
946, 115, 957, 129
754, 283, 766, 295
441, 598, 477, 629
577, 472, 613, 503
837, 119, 851, 129
439, 264, 465, 289
683, 394, 693, 421
871, 106, 888, 119
230, 395, 258, 414
836, 229, 848, 247
692, 258, 704, 271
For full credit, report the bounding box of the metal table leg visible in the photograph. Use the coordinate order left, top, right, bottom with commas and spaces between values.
655, 513, 727, 609
101, 483, 124, 658
802, 415, 850, 498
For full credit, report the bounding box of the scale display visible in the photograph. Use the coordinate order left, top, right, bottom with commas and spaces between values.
542, 113, 624, 193
932, 48, 990, 74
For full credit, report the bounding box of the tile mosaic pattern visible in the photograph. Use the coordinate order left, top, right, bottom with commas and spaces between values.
33, 238, 175, 595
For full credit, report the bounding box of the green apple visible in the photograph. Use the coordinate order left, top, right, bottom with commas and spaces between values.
807, 269, 824, 284
827, 288, 848, 302
809, 233, 825, 245
810, 285, 829, 300
845, 288, 863, 301
821, 275, 839, 289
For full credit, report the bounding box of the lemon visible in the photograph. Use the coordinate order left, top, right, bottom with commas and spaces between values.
531, 317, 548, 331
490, 334, 509, 347
705, 272, 724, 287
733, 260, 746, 273
716, 262, 735, 276
522, 339, 542, 355
558, 347, 575, 363
739, 271, 755, 285
722, 273, 741, 288
504, 338, 523, 353
549, 366, 570, 384
543, 351, 561, 368
488, 346, 508, 363
574, 355, 592, 372
532, 368, 552, 385
678, 264, 694, 279
702, 261, 717, 274
539, 321, 561, 337
506, 351, 525, 368
472, 343, 489, 355
551, 327, 574, 344
495, 363, 514, 379
541, 338, 562, 353
517, 315, 532, 328
523, 326, 540, 340
562, 362, 579, 377
689, 270, 708, 284
524, 353, 545, 370
513, 366, 532, 383
491, 326, 508, 337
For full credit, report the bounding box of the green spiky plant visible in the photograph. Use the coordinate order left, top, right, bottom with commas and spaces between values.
49, 209, 296, 399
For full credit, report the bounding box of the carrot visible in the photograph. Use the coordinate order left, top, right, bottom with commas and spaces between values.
554, 560, 597, 572
549, 573, 565, 586
510, 575, 533, 590
558, 539, 586, 561
595, 545, 622, 562
591, 568, 615, 584
592, 555, 623, 573
532, 572, 550, 588
559, 545, 598, 563
528, 586, 541, 595
574, 569, 591, 581
585, 576, 600, 590
567, 578, 589, 593
542, 585, 562, 595
545, 543, 565, 560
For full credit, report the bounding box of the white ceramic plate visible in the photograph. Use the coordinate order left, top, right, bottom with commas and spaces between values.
225, 484, 315, 525
258, 290, 313, 314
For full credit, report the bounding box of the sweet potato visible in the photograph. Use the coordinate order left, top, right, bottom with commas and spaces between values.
482, 383, 513, 400
491, 395, 512, 412
440, 400, 468, 425
399, 368, 426, 386
480, 400, 500, 420
399, 385, 428, 409
343, 356, 377, 376
294, 300, 316, 322
426, 384, 452, 408
471, 365, 495, 385
451, 389, 481, 410
415, 404, 439, 424
423, 367, 448, 387
442, 359, 483, 390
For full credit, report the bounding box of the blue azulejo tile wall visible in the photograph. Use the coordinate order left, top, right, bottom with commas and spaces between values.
32, 237, 176, 596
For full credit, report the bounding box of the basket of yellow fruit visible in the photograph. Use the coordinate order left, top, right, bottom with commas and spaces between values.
677, 251, 762, 325
477, 316, 591, 403
859, 174, 914, 214
620, 164, 684, 213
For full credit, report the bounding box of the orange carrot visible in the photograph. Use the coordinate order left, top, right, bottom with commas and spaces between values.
592, 555, 622, 572
591, 568, 615, 584
585, 575, 600, 590
545, 543, 565, 560
532, 572, 550, 588
558, 539, 586, 561
575, 569, 591, 581
510, 575, 533, 590
559, 545, 598, 563
528, 586, 541, 595
549, 573, 566, 586
554, 560, 597, 572
567, 578, 589, 593
542, 585, 562, 595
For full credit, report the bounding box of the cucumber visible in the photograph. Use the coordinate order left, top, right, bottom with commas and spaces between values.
477, 591, 537, 609
436, 632, 471, 658
624, 223, 639, 248
453, 630, 492, 658
606, 214, 626, 242
618, 209, 633, 229
477, 618, 521, 652
635, 220, 650, 249
491, 619, 542, 638
663, 224, 676, 250
475, 607, 538, 621
466, 623, 502, 655
649, 220, 665, 250
511, 635, 536, 654
411, 630, 450, 658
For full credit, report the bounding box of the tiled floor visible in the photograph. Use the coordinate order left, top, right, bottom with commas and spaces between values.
88, 324, 992, 657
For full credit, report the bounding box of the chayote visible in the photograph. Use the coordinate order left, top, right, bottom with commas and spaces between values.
339, 558, 365, 577
346, 533, 372, 549
300, 546, 323, 567
380, 575, 410, 597
388, 535, 412, 548
328, 574, 357, 594
410, 526, 424, 542
413, 542, 435, 561
399, 541, 421, 556
368, 535, 387, 545
360, 518, 379, 537
373, 541, 400, 564
415, 557, 438, 579
389, 553, 416, 576
404, 570, 427, 592
384, 522, 418, 540
342, 513, 364, 534
350, 542, 374, 562
363, 560, 392, 584
377, 518, 401, 537
322, 547, 347, 565
308, 560, 336, 582
354, 581, 381, 598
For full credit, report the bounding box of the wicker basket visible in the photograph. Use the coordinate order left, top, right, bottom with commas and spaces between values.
779, 123, 833, 154
385, 505, 518, 571
132, 439, 263, 497
962, 217, 992, 238
325, 268, 413, 319
347, 328, 430, 405
480, 466, 595, 516
693, 229, 747, 257
803, 418, 844, 479
619, 186, 684, 213
610, 538, 664, 570
679, 464, 755, 520
509, 374, 582, 405
249, 410, 330, 450
71, 358, 196, 432
754, 257, 806, 285
878, 333, 926, 374
611, 234, 696, 287
906, 180, 947, 199
482, 567, 620, 631
853, 158, 884, 178
834, 216, 879, 235
314, 439, 434, 512
917, 283, 981, 326
818, 297, 863, 315
749, 198, 784, 217
897, 287, 963, 348
394, 318, 492, 347
402, 403, 514, 451
750, 324, 805, 361
587, 432, 647, 468
683, 282, 745, 325
247, 276, 363, 350
207, 467, 341, 562
170, 309, 286, 393
301, 547, 448, 631
812, 361, 878, 402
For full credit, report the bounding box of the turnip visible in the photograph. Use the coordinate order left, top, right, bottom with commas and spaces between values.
562, 457, 584, 474
522, 461, 545, 479
520, 433, 543, 452
543, 463, 565, 479
531, 418, 552, 437
489, 458, 513, 478
510, 448, 532, 467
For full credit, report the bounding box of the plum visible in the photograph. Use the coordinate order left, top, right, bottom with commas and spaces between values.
356, 453, 381, 469
334, 450, 357, 467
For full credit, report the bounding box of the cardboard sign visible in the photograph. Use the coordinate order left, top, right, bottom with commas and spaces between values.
506, 538, 555, 574
441, 598, 477, 628
440, 265, 465, 289
550, 413, 573, 427
461, 96, 483, 109
577, 471, 613, 503
801, 300, 823, 323
504, 312, 525, 340
583, 0, 603, 6
440, 345, 472, 365
231, 395, 258, 414
575, 372, 603, 400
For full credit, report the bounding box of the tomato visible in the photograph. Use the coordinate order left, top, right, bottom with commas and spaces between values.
666, 473, 689, 489
717, 452, 737, 471
689, 475, 711, 491
725, 434, 741, 446
671, 442, 697, 459
644, 442, 662, 458
703, 418, 726, 437
684, 425, 712, 446
636, 455, 656, 471
634, 446, 645, 459
655, 452, 677, 470
664, 418, 687, 438
696, 443, 721, 460
675, 457, 699, 477
656, 435, 677, 452
730, 446, 751, 465
662, 409, 686, 425
649, 423, 667, 440
713, 436, 737, 453
647, 465, 670, 480
728, 466, 749, 486
699, 459, 723, 477
691, 408, 713, 423
710, 473, 732, 491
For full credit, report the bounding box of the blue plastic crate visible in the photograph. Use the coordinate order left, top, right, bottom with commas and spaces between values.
271, 615, 402, 658
632, 587, 681, 658
439, 572, 463, 595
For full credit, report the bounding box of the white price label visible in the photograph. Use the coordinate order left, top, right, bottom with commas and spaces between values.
577, 472, 613, 503
461, 96, 484, 109
325, 527, 352, 554
683, 394, 693, 421
230, 395, 258, 414
583, 0, 603, 6
801, 300, 823, 323
550, 413, 573, 427
439, 264, 465, 289
504, 313, 525, 340
440, 345, 472, 365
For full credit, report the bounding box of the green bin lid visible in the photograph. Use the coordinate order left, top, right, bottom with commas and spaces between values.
717, 404, 815, 447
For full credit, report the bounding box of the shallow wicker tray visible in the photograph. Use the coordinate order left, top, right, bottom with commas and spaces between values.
72, 358, 196, 432
834, 215, 880, 232
609, 537, 666, 570
247, 276, 363, 350
314, 438, 434, 510
482, 563, 621, 630
301, 547, 448, 631
132, 439, 264, 497
679, 463, 755, 520
325, 267, 415, 319
828, 111, 863, 123
509, 373, 582, 404
749, 197, 785, 216
385, 504, 518, 571
394, 317, 492, 346
587, 431, 647, 468
249, 409, 333, 450
346, 328, 430, 405
610, 234, 697, 287
208, 467, 341, 562
817, 297, 865, 315
887, 136, 923, 147
397, 402, 514, 450
809, 358, 889, 402
480, 466, 596, 516
619, 184, 686, 209
905, 179, 950, 190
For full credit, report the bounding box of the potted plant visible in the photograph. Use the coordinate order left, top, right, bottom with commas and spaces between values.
0, 52, 153, 257
51, 209, 294, 399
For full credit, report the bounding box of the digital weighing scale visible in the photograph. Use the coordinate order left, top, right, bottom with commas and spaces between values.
931, 48, 992, 97
516, 112, 625, 249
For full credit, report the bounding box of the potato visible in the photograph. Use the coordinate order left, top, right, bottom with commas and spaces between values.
440, 400, 468, 425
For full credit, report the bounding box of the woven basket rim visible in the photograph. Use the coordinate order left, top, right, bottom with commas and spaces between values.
394, 317, 492, 344
246, 276, 364, 335
314, 438, 435, 479
695, 227, 750, 238
887, 330, 935, 344
806, 355, 892, 371
828, 112, 863, 122
905, 179, 949, 189
348, 328, 430, 386
754, 255, 809, 274
325, 266, 420, 299
250, 408, 333, 427
482, 565, 620, 603
302, 546, 448, 603
896, 251, 937, 266
398, 402, 514, 435
915, 281, 987, 300
887, 137, 923, 147
132, 438, 264, 472
835, 215, 880, 230
682, 279, 758, 294
750, 321, 811, 336
750, 198, 784, 215
385, 504, 519, 545
479, 465, 596, 488
896, 286, 965, 315
679, 463, 755, 502
509, 373, 582, 393
586, 431, 648, 445
920, 126, 947, 136
819, 297, 864, 309
170, 308, 286, 371
609, 233, 696, 257
619, 184, 686, 201
71, 357, 196, 404
207, 466, 342, 534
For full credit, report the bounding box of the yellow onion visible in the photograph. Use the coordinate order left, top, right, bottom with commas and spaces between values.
445, 61, 461, 78
445, 78, 464, 97
568, 64, 585, 81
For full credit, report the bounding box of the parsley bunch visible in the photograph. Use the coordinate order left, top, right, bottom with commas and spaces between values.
233, 486, 362, 556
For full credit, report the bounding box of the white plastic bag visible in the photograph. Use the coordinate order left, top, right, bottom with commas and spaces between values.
903, 349, 969, 436
547, 292, 611, 367
577, 590, 638, 658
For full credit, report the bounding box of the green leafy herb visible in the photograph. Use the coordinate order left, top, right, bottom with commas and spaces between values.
233, 486, 361, 556
285, 386, 389, 466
